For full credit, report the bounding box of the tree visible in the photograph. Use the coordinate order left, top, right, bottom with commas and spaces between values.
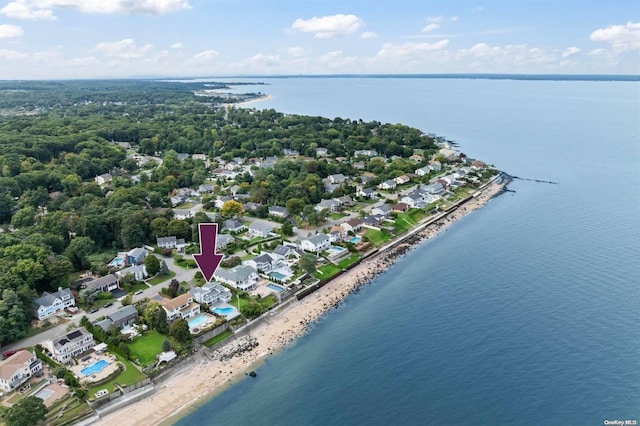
240, 300, 265, 319
167, 219, 191, 241
299, 253, 317, 274
280, 221, 293, 236
144, 254, 160, 276
162, 339, 171, 352
167, 278, 180, 298
159, 260, 169, 276
64, 236, 95, 270
285, 198, 305, 216
143, 302, 168, 334
5, 396, 47, 426
11, 205, 37, 228
220, 200, 243, 218
169, 318, 191, 343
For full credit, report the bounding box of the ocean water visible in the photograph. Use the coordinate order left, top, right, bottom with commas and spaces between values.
176, 77, 640, 426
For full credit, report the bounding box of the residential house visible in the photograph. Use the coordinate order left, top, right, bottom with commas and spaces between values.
190, 282, 232, 305
46, 327, 95, 365
328, 226, 346, 243
361, 215, 383, 228
341, 218, 363, 234
214, 195, 233, 209
272, 244, 302, 260
470, 160, 486, 170
378, 180, 397, 190
415, 166, 431, 176
156, 236, 186, 251
247, 222, 274, 238
115, 264, 148, 282
395, 175, 411, 185
352, 161, 366, 170
283, 149, 299, 157
372, 204, 392, 217
429, 161, 442, 171
223, 219, 246, 233
354, 149, 378, 157
401, 191, 427, 209
328, 173, 347, 184
214, 265, 259, 291
176, 153, 190, 161
191, 153, 207, 161
246, 253, 278, 273
268, 206, 289, 218
315, 147, 329, 157
172, 209, 194, 220
86, 274, 119, 293
258, 157, 278, 169
94, 305, 139, 332
409, 154, 424, 162
424, 182, 445, 195
336, 195, 355, 207
198, 184, 215, 193
33, 288, 75, 320
216, 234, 235, 251
392, 202, 410, 213
243, 202, 263, 213
94, 173, 113, 185
356, 187, 376, 198
0, 350, 43, 392
299, 234, 331, 253
160, 293, 200, 323
315, 199, 341, 213
127, 247, 148, 265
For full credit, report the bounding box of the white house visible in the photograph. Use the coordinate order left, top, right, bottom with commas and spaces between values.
156, 236, 186, 251
160, 293, 200, 323
246, 253, 279, 273
214, 265, 259, 291
315, 199, 341, 213
415, 166, 431, 176
94, 173, 113, 185
247, 222, 274, 238
356, 187, 376, 198
190, 282, 232, 305
395, 175, 411, 185
0, 350, 43, 392
46, 327, 95, 365
223, 219, 246, 233
172, 209, 194, 220
86, 274, 119, 293
354, 149, 378, 157
341, 218, 363, 234
268, 206, 288, 218
33, 288, 75, 320
299, 234, 331, 253
116, 264, 148, 281
328, 173, 347, 184
378, 180, 397, 190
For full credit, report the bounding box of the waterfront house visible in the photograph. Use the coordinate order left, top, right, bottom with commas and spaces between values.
0, 350, 43, 392
33, 288, 75, 320
46, 327, 95, 365
190, 282, 232, 305
299, 234, 331, 253
392, 202, 410, 213
214, 265, 259, 291
94, 305, 139, 332
160, 293, 200, 323
247, 222, 274, 238
341, 218, 363, 234
272, 244, 302, 260
246, 253, 278, 273
372, 204, 392, 217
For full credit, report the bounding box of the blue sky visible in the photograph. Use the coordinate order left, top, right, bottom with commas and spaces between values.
0, 0, 638, 79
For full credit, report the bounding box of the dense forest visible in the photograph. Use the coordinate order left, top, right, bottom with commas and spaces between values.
0, 80, 439, 346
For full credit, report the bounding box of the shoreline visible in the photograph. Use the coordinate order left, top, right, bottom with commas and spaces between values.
223, 94, 274, 108
94, 178, 506, 426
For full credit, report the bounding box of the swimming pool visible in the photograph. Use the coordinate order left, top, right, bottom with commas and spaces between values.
81, 359, 109, 376
269, 272, 287, 280
108, 256, 125, 267
267, 283, 285, 292
213, 307, 234, 315
349, 236, 361, 244
188, 314, 208, 329
327, 246, 347, 254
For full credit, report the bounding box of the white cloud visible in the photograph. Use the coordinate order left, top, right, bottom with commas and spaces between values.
1, 1, 55, 20
169, 42, 183, 49
0, 24, 24, 38
290, 14, 363, 38
423, 23, 440, 32
360, 31, 377, 39
426, 16, 444, 23
93, 38, 153, 59
287, 46, 307, 57
0, 48, 28, 59
450, 16, 458, 22
377, 40, 449, 59
590, 22, 640, 52
246, 53, 281, 67
192, 49, 219, 62
561, 46, 581, 58
1, 0, 191, 20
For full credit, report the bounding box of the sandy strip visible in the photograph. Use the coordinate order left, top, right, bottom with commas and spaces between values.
95, 180, 505, 426
223, 94, 274, 108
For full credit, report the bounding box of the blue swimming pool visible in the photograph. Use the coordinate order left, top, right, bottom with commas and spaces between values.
81, 359, 109, 376
349, 236, 361, 244
267, 283, 285, 292
269, 272, 287, 280
213, 307, 234, 315
188, 314, 208, 329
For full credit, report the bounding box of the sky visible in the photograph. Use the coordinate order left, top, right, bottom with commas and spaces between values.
0, 0, 638, 79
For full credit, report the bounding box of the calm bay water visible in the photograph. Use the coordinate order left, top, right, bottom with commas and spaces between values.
176, 77, 640, 426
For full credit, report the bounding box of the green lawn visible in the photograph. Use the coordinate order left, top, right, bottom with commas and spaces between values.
129, 330, 166, 366
313, 263, 342, 280
337, 254, 360, 269
364, 229, 392, 246
329, 212, 346, 220
260, 294, 278, 308
87, 354, 146, 398
129, 282, 149, 293
148, 270, 176, 285
202, 330, 233, 348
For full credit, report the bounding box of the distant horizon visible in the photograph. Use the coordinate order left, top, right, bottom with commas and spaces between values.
1, 73, 639, 83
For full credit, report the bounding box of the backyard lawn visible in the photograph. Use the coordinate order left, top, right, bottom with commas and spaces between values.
129, 330, 166, 366
313, 263, 342, 280
87, 354, 146, 398
364, 229, 392, 246
337, 254, 360, 269
202, 330, 233, 348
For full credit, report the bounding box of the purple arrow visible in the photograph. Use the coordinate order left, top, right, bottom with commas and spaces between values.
193, 223, 224, 282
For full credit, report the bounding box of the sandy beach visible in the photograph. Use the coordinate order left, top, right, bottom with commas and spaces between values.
95, 179, 505, 426
224, 94, 274, 108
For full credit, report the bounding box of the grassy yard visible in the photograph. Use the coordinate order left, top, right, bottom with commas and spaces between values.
260, 294, 278, 308
128, 282, 149, 293
202, 330, 233, 348
329, 212, 346, 220
129, 330, 166, 366
364, 229, 392, 246
313, 263, 342, 280
148, 270, 176, 285
337, 254, 360, 269
87, 354, 146, 398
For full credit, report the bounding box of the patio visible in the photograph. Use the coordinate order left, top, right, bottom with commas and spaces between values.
69, 352, 119, 384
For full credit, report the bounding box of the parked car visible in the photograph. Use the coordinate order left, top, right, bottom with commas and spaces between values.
134, 290, 144, 295
89, 308, 99, 314
2, 350, 17, 360
104, 302, 114, 308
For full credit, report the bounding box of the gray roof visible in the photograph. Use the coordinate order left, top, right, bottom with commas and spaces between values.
94, 318, 113, 333
128, 247, 147, 258
252, 253, 274, 264
308, 234, 330, 245
269, 206, 287, 214
157, 236, 177, 245
215, 265, 256, 283
52, 327, 92, 350
107, 305, 138, 324
86, 274, 118, 291
249, 222, 273, 233
35, 288, 73, 308
223, 219, 244, 229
